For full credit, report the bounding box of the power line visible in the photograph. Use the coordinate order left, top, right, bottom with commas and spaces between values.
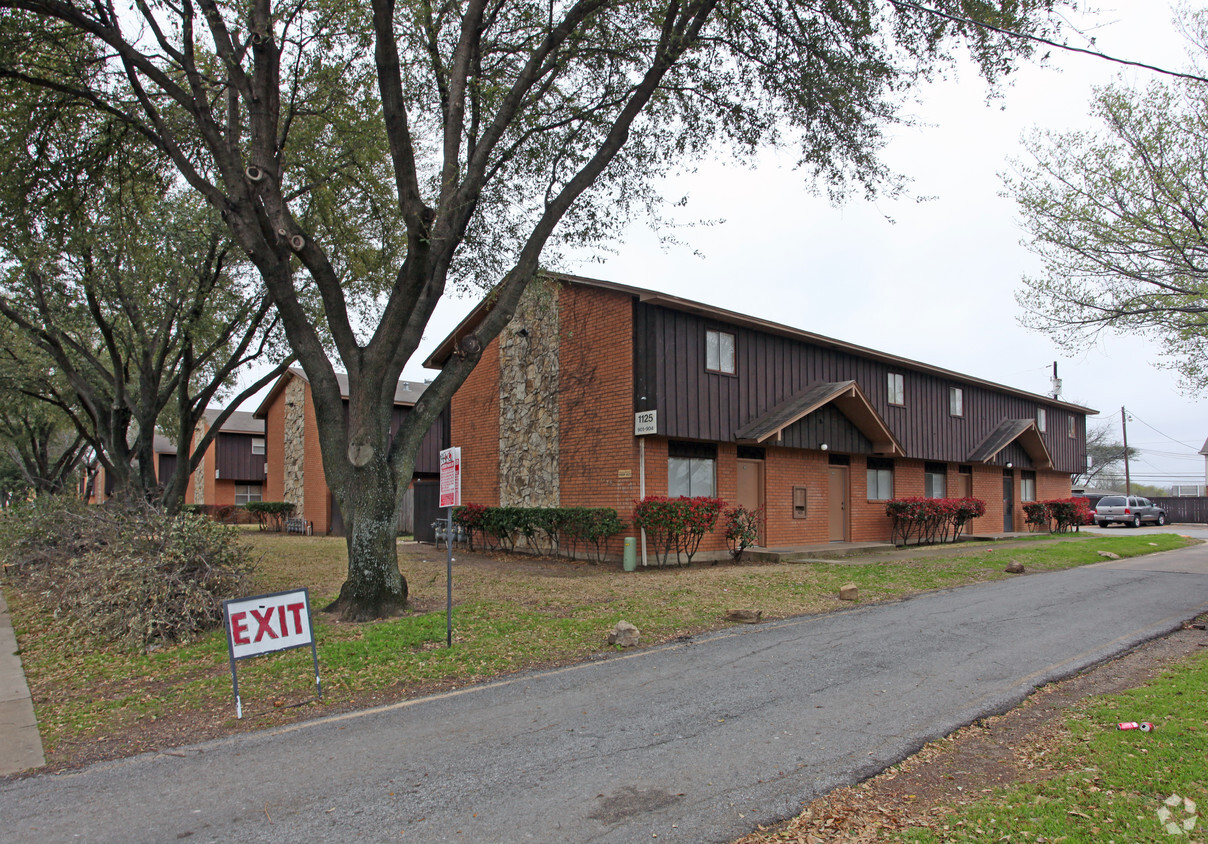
888, 0, 1208, 85
1125, 411, 1202, 452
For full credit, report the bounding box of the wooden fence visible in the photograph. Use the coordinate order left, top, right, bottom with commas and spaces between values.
1153, 497, 1208, 524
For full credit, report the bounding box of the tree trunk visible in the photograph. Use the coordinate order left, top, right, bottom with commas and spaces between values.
324, 455, 409, 621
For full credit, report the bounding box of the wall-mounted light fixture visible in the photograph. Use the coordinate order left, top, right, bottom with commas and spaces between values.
1006, 462, 1013, 469
820, 443, 829, 451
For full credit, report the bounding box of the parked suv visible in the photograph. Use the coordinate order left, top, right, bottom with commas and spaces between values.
1093, 495, 1167, 528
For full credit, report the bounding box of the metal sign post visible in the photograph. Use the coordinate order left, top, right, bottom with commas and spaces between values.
439, 447, 462, 647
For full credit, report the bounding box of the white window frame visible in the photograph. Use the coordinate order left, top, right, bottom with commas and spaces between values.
1021, 472, 1037, 502
668, 456, 716, 498
867, 463, 894, 501
705, 329, 735, 374
924, 466, 947, 499
235, 483, 264, 506
251, 437, 266, 455
949, 387, 963, 417
1036, 407, 1047, 433
888, 373, 905, 406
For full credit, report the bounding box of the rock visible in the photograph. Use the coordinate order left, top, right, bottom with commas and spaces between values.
726, 609, 762, 624
1098, 551, 1121, 560
839, 583, 858, 602
608, 621, 640, 647
1005, 561, 1025, 573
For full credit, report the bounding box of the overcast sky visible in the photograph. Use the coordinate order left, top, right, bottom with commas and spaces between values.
393, 2, 1207, 490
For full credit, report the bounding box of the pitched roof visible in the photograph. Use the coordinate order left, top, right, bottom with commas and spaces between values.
252, 366, 429, 419
423, 272, 1096, 415
203, 408, 265, 435
1200, 436, 1208, 456
734, 380, 903, 455
968, 419, 1053, 470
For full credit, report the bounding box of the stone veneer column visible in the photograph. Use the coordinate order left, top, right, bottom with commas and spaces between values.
498, 283, 560, 506
193, 422, 207, 505
282, 378, 306, 513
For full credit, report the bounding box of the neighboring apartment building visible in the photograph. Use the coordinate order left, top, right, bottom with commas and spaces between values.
425, 274, 1092, 552
185, 410, 267, 507
85, 412, 264, 507
253, 367, 447, 535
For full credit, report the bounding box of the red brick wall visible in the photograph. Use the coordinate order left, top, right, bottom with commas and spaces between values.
558, 285, 641, 516
302, 384, 331, 532
262, 389, 286, 502
762, 447, 831, 545
451, 332, 501, 506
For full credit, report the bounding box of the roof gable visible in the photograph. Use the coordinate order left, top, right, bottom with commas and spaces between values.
734, 381, 904, 456
969, 419, 1053, 470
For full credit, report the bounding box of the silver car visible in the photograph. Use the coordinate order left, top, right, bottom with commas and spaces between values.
1093, 495, 1167, 528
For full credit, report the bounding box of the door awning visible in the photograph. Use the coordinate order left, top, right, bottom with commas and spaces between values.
734, 380, 904, 456
968, 419, 1053, 470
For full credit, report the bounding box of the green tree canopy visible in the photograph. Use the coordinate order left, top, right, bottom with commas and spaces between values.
0, 0, 1068, 618
0, 65, 294, 509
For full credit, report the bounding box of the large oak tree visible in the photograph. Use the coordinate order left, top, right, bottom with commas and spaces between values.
0, 0, 1066, 618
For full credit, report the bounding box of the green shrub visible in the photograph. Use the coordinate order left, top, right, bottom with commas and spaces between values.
632, 496, 724, 566
2, 498, 253, 650
243, 501, 296, 532
452, 504, 624, 561
1023, 498, 1092, 534
723, 505, 763, 562
886, 497, 987, 546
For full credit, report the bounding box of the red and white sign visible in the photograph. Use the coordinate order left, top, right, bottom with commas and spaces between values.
439, 446, 462, 509
224, 589, 314, 660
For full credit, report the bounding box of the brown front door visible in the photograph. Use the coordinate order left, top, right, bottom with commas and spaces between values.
736, 459, 765, 545
828, 465, 849, 541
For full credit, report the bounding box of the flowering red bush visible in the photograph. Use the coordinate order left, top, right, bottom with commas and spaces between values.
632, 496, 724, 565
1023, 498, 1091, 534
885, 497, 986, 546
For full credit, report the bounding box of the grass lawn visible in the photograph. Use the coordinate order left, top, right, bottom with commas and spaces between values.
2, 530, 1196, 770
896, 647, 1208, 843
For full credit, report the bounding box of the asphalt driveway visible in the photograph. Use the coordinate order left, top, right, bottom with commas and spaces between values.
3, 543, 1208, 843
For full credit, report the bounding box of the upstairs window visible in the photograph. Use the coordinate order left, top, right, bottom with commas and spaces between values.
949, 387, 963, 417
251, 437, 266, 455
1036, 408, 1047, 433
1068, 416, 1076, 438
888, 373, 905, 406
706, 329, 735, 374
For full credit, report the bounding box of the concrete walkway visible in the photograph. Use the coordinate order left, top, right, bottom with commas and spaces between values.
0, 589, 44, 775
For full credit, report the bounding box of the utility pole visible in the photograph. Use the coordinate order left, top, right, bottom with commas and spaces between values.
1121, 406, 1132, 496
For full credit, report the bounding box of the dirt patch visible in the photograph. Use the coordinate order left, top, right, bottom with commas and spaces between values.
737, 617, 1208, 843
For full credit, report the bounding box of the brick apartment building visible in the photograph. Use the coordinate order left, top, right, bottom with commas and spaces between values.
253, 367, 447, 535
424, 274, 1092, 553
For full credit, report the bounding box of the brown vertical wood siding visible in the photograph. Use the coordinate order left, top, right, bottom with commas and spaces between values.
389, 404, 449, 476
214, 434, 267, 482
634, 303, 1087, 474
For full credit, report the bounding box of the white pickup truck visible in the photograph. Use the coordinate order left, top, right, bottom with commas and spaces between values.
1093, 495, 1167, 528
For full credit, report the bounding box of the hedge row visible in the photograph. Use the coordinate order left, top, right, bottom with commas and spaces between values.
885, 497, 987, 546
1023, 498, 1092, 534
631, 496, 725, 566
452, 504, 624, 563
